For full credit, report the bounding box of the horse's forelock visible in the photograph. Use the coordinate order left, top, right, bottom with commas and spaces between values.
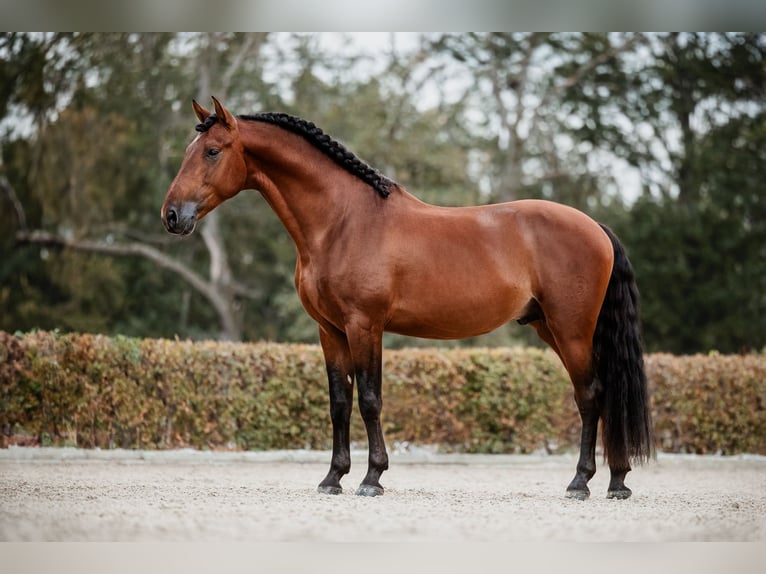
195, 114, 218, 133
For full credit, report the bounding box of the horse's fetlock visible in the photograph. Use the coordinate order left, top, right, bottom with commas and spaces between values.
332, 455, 351, 475
370, 452, 389, 472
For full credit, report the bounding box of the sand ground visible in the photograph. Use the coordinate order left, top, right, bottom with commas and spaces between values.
1, 447, 764, 542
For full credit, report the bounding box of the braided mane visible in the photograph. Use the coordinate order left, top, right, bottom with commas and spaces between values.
196, 112, 394, 198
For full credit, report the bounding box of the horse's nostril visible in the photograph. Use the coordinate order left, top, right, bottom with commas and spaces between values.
166, 207, 178, 230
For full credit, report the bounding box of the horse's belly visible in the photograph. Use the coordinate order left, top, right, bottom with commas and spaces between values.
385, 286, 528, 340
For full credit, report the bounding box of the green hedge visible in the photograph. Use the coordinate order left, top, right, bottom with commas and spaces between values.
1, 331, 764, 454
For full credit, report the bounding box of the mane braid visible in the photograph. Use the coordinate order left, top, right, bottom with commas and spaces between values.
239, 112, 394, 198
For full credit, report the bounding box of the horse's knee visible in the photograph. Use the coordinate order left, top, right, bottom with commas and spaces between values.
330, 397, 352, 425
358, 392, 382, 422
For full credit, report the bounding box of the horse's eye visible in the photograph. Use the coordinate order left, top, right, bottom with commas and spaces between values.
206, 148, 221, 158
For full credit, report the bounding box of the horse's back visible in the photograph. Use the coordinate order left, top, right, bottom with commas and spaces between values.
390, 197, 613, 288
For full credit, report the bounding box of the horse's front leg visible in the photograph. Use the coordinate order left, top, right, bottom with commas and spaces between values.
346, 321, 388, 497
317, 325, 355, 495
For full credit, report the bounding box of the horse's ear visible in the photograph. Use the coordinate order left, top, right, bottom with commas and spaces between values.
192, 99, 210, 123
211, 96, 237, 130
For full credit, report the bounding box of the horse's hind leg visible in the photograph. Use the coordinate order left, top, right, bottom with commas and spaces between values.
602, 404, 633, 500
533, 320, 601, 500
606, 467, 632, 499
566, 369, 601, 500
317, 325, 355, 495
537, 313, 635, 501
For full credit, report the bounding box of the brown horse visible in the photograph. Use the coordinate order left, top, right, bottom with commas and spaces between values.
162, 97, 653, 500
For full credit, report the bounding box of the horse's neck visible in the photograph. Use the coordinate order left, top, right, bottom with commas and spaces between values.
239, 122, 357, 259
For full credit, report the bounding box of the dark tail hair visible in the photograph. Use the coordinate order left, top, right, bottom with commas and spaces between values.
593, 224, 654, 468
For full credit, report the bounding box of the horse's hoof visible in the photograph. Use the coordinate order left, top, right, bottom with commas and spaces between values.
606, 487, 632, 500
317, 485, 343, 495
566, 488, 590, 501
355, 484, 384, 497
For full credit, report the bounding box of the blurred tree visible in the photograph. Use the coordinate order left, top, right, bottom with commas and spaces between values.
582, 33, 766, 352
428, 32, 640, 212
2, 34, 194, 336
1, 33, 270, 341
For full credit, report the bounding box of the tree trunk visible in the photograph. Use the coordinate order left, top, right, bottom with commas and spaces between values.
15, 229, 244, 340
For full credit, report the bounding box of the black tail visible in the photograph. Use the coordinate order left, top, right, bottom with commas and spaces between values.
593, 224, 654, 468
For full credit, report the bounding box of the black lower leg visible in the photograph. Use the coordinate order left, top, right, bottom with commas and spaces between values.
356, 369, 388, 496
607, 466, 632, 499
566, 404, 599, 500
318, 368, 354, 495
601, 396, 633, 500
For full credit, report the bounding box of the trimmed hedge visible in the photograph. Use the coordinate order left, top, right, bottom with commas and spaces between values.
648, 352, 766, 454
1, 331, 764, 454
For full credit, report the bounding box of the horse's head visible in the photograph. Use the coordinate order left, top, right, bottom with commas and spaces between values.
161, 97, 247, 235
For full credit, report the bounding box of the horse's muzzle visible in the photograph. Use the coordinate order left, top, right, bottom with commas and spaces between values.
162, 203, 197, 235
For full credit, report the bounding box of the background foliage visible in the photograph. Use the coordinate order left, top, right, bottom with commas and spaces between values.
2, 331, 764, 454
1, 33, 765, 353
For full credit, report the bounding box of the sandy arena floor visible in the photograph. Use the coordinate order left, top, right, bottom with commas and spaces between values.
1, 447, 764, 542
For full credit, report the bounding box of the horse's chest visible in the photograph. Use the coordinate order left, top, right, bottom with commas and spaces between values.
295, 263, 356, 326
